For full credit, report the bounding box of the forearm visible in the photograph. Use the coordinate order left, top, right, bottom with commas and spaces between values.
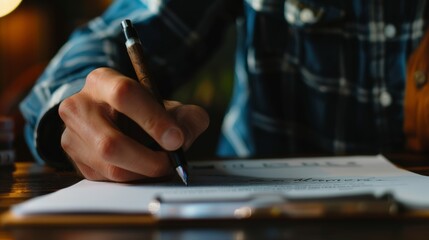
19, 0, 237, 167
19, 0, 145, 166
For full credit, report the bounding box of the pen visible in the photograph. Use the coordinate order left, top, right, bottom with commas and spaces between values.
121, 19, 189, 186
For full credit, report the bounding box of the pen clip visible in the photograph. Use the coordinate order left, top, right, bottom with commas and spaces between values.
238, 193, 398, 219
148, 193, 398, 220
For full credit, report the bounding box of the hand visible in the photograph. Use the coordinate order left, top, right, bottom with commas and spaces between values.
58, 67, 209, 182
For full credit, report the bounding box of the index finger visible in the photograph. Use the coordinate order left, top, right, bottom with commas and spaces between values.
83, 68, 184, 151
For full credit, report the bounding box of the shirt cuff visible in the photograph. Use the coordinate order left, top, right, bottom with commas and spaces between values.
32, 80, 85, 169
35, 103, 73, 170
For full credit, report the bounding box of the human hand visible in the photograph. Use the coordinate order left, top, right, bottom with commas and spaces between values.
58, 67, 209, 182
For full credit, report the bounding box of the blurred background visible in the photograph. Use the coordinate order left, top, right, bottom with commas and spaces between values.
0, 0, 234, 162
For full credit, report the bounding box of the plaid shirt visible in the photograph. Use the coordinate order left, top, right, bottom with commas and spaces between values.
20, 0, 428, 166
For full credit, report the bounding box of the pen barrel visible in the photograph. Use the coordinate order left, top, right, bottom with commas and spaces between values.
116, 112, 162, 151
168, 149, 187, 169
126, 41, 164, 107
122, 19, 188, 185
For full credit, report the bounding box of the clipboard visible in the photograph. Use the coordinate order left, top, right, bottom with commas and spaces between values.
4, 155, 429, 227
2, 193, 421, 227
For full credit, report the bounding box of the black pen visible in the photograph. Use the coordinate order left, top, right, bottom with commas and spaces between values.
121, 19, 189, 186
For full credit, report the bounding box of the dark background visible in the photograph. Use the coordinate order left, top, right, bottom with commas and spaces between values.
0, 0, 235, 162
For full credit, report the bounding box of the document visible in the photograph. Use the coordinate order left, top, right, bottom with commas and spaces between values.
11, 155, 429, 217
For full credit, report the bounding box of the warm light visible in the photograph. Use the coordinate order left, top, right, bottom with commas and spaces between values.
0, 0, 22, 18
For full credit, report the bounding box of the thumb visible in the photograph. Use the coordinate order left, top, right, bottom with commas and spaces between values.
169, 103, 210, 150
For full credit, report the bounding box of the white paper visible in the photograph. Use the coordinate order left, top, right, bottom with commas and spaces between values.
12, 155, 429, 216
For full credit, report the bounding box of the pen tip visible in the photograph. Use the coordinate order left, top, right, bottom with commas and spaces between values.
176, 166, 189, 186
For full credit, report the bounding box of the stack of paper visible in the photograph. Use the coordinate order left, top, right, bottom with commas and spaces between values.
9, 155, 429, 218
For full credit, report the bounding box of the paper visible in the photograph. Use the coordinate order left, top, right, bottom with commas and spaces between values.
12, 155, 429, 216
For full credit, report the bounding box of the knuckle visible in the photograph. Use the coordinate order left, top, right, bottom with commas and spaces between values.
73, 161, 103, 181
105, 165, 127, 182
164, 100, 181, 109
59, 97, 79, 121
81, 169, 100, 181
142, 114, 160, 133
60, 130, 71, 151
95, 134, 119, 161
86, 68, 107, 86
110, 80, 134, 108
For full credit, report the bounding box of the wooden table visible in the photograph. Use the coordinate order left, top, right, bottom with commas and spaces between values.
1, 154, 429, 240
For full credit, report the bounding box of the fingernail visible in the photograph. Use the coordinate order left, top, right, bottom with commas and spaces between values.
161, 128, 183, 150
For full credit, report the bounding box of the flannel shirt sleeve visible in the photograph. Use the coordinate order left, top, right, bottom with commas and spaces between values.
19, 0, 237, 169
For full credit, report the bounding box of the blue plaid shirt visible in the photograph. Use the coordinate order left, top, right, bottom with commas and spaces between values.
20, 0, 428, 167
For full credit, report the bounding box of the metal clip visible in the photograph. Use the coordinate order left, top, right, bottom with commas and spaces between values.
149, 193, 398, 220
